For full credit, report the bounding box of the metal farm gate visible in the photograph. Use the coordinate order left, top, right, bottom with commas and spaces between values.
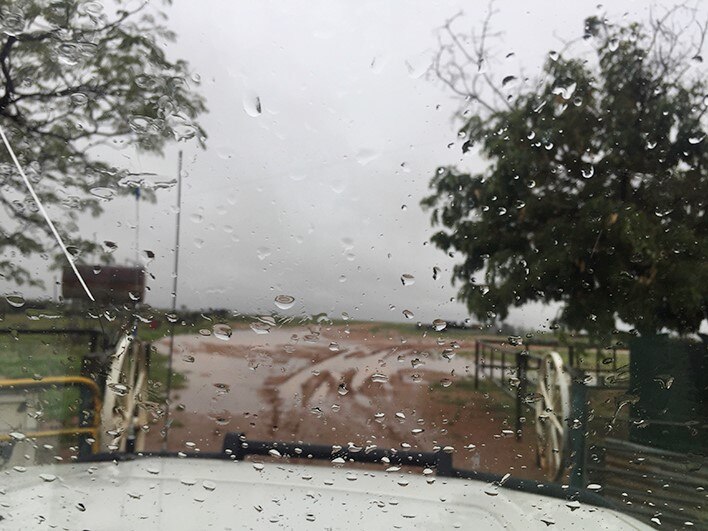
473, 338, 706, 528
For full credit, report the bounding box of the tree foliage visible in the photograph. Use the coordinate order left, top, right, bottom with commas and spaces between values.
0, 0, 205, 285
422, 9, 707, 335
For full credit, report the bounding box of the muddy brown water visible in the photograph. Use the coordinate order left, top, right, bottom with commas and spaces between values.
147, 325, 544, 480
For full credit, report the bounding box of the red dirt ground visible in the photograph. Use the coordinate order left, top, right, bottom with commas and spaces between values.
144, 323, 545, 480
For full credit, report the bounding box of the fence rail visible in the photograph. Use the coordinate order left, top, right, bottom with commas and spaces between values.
473, 338, 628, 385
471, 337, 705, 527
473, 340, 543, 440
586, 437, 707, 529
0, 376, 102, 456
472, 338, 631, 442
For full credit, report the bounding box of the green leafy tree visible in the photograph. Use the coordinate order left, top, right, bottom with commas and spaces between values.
423, 8, 707, 336
0, 0, 205, 285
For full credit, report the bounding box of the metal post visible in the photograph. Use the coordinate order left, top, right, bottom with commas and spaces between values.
163, 151, 183, 451
79, 331, 101, 458
515, 351, 527, 441
569, 344, 575, 368
145, 341, 152, 372
489, 347, 494, 380
474, 341, 480, 389
568, 378, 588, 489
78, 352, 100, 457
435, 451, 453, 476
501, 349, 506, 383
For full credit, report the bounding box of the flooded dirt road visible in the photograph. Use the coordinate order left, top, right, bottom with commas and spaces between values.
149, 324, 543, 479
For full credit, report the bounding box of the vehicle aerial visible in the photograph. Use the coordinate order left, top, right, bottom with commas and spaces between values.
0, 0, 704, 529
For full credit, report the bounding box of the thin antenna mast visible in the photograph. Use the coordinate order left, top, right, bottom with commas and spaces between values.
162, 150, 183, 450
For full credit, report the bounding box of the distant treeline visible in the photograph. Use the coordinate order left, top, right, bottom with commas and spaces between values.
1, 299, 552, 342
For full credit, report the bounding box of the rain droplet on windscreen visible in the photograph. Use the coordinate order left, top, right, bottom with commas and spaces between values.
501, 75, 518, 88
243, 92, 262, 117
566, 500, 581, 511
400, 274, 415, 286
70, 92, 89, 106
274, 295, 295, 310
433, 319, 447, 331
551, 82, 577, 100
102, 240, 118, 253
107, 383, 129, 396
653, 375, 675, 389
256, 247, 271, 260
4, 294, 25, 308
213, 323, 232, 341
484, 484, 499, 496
250, 322, 271, 335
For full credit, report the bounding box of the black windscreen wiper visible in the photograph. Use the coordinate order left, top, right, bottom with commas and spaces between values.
221, 432, 455, 473
82, 432, 614, 510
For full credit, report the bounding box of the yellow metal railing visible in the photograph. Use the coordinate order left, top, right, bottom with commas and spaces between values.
0, 376, 102, 453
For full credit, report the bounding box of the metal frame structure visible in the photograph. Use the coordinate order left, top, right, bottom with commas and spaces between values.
0, 376, 102, 454
0, 328, 152, 458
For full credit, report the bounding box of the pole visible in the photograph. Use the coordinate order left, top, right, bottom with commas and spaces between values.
568, 378, 588, 488
134, 185, 141, 310
515, 350, 527, 441
568, 344, 575, 368
162, 151, 183, 451
474, 341, 480, 389
135, 188, 140, 267
489, 346, 494, 380
501, 349, 506, 383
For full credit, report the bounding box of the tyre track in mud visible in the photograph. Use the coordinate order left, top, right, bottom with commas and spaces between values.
148, 326, 543, 479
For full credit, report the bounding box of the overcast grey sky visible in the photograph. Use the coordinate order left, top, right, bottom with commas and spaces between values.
6, 0, 706, 330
